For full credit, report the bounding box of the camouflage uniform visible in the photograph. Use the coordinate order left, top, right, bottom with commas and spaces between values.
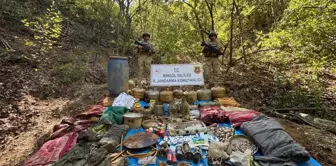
202, 39, 223, 82
135, 39, 155, 80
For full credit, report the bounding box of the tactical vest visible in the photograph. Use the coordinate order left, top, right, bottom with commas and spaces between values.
205, 42, 220, 57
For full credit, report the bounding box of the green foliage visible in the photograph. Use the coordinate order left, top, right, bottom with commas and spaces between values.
2, 0, 334, 109
22, 1, 63, 55
252, 0, 336, 109
273, 73, 324, 109
131, 0, 289, 58
56, 0, 119, 43
163, 55, 179, 64
57, 62, 87, 84
0, 0, 26, 21
259, 0, 336, 70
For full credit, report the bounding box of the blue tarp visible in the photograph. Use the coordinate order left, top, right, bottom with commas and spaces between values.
123, 122, 321, 166
130, 101, 321, 166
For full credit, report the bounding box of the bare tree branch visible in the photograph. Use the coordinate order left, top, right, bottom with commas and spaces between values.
204, 0, 215, 31
182, 0, 206, 41
227, 0, 235, 72
242, 0, 267, 19
235, 0, 247, 63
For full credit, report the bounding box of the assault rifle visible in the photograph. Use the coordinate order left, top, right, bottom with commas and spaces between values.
134, 40, 154, 54
201, 41, 224, 56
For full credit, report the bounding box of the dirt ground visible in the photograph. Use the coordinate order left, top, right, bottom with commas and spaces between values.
0, 84, 106, 166
0, 96, 69, 166
278, 119, 336, 166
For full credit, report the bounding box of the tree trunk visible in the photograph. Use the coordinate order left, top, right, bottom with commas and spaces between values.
183, 0, 205, 41
152, 0, 158, 39
139, 0, 143, 31
204, 0, 215, 31
235, 0, 246, 63
117, 0, 132, 57
116, 0, 123, 56
228, 0, 235, 69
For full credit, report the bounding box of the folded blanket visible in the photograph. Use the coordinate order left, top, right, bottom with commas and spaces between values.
241, 114, 310, 166
225, 111, 260, 127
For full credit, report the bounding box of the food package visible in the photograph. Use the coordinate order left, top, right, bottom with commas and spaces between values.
217, 97, 241, 107
103, 94, 113, 107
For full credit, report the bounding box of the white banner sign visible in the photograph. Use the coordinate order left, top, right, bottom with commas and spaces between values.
150, 64, 204, 86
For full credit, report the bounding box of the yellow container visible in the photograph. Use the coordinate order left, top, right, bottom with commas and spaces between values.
160, 88, 173, 103
132, 87, 145, 99
211, 86, 226, 99
197, 88, 212, 101
186, 91, 197, 105
146, 89, 160, 101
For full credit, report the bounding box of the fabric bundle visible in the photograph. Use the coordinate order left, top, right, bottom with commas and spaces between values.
241, 114, 310, 166
23, 132, 78, 166
199, 105, 226, 125
100, 106, 129, 124
217, 98, 241, 107
225, 110, 260, 127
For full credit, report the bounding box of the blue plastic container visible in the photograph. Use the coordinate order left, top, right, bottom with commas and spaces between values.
108, 56, 129, 97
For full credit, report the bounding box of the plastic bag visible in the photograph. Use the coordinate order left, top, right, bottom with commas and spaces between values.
230, 149, 253, 166
100, 106, 129, 124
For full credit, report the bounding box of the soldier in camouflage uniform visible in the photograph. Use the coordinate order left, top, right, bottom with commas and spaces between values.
135, 32, 155, 81
202, 31, 223, 83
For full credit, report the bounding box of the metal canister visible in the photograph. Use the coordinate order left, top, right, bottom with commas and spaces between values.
172, 153, 177, 164
154, 103, 164, 116
167, 149, 173, 165
146, 89, 160, 101
192, 146, 202, 163
182, 141, 193, 160
175, 145, 184, 160
132, 87, 145, 99
160, 88, 173, 103
211, 85, 226, 99
186, 90, 197, 105
197, 88, 212, 101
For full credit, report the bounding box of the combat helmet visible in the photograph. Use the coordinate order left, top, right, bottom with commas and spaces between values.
142, 32, 151, 38
208, 31, 218, 38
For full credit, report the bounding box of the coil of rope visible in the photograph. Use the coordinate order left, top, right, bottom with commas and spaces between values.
111, 135, 159, 166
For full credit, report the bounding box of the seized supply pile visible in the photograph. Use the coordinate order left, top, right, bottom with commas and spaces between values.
23, 82, 321, 166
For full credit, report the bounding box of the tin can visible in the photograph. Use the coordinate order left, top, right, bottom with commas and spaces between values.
172, 153, 177, 164
167, 151, 173, 165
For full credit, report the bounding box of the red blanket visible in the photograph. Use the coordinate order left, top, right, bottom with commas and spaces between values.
199, 105, 227, 125
199, 105, 260, 127
23, 132, 78, 166
48, 105, 105, 140
225, 111, 260, 127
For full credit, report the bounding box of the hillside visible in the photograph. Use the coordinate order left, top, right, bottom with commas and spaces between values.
0, 0, 335, 165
